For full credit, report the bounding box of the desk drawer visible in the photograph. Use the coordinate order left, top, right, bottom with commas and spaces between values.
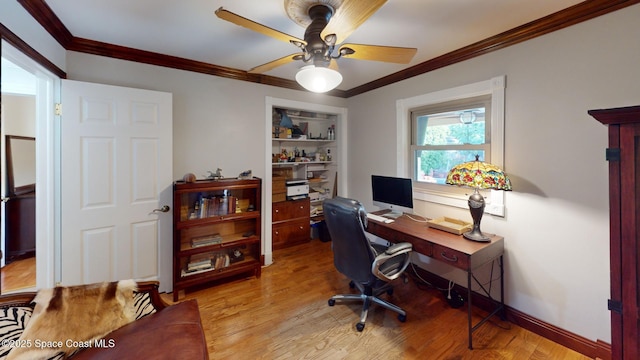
367, 222, 433, 256
432, 243, 470, 271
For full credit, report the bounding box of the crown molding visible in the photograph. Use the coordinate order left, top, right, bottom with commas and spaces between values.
0, 22, 66, 78
15, 0, 640, 98
344, 0, 640, 97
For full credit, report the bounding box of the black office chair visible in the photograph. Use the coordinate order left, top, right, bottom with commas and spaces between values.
323, 197, 413, 331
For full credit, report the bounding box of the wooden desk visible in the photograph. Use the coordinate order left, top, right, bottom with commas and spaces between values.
366, 211, 504, 349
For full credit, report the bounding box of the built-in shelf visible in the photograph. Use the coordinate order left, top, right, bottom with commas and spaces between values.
272, 161, 332, 166
272, 138, 334, 143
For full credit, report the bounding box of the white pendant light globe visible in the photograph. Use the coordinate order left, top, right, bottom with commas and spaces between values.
295, 65, 343, 93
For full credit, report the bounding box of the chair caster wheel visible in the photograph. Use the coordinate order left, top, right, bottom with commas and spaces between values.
356, 322, 365, 332
398, 314, 407, 322
328, 299, 335, 306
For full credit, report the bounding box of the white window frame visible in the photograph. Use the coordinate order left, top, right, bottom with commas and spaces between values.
396, 75, 506, 216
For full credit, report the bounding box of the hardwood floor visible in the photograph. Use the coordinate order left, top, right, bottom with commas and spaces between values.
1, 256, 36, 293
163, 240, 591, 360
0, 242, 590, 358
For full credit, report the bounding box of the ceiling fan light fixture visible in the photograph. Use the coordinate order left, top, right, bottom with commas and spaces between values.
295, 65, 342, 93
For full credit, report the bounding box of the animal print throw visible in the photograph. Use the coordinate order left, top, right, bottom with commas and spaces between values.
6, 280, 137, 360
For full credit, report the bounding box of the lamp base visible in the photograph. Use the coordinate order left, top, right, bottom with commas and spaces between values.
464, 188, 491, 242
463, 228, 491, 242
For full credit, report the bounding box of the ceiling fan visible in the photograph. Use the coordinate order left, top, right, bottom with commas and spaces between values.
215, 0, 417, 92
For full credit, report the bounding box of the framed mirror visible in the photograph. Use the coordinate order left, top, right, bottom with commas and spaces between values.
6, 135, 36, 196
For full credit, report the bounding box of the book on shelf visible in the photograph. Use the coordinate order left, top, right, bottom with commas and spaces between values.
191, 234, 222, 248
185, 253, 214, 275
186, 253, 213, 271
181, 267, 215, 277
194, 195, 237, 218
186, 261, 212, 272
213, 253, 230, 270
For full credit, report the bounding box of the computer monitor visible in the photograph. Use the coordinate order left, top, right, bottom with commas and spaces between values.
371, 175, 414, 218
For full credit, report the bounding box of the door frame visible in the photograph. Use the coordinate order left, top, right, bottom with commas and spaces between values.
1, 40, 60, 290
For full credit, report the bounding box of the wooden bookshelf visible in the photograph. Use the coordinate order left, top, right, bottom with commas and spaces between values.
172, 177, 262, 301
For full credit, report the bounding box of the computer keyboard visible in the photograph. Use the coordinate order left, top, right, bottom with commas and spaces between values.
366, 213, 395, 223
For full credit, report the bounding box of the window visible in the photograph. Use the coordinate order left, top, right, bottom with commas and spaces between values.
396, 76, 506, 216
411, 95, 491, 186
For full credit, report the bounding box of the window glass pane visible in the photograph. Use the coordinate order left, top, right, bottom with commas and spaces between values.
416, 107, 485, 146
415, 150, 485, 184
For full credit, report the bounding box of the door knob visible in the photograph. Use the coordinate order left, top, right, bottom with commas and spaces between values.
152, 205, 170, 213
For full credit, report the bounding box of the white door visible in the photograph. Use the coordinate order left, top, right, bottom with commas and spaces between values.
60, 80, 172, 292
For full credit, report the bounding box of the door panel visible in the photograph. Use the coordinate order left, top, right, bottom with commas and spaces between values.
61, 80, 172, 291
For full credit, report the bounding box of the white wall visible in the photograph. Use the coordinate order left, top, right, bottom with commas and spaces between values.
346, 4, 640, 343
65, 52, 347, 181
2, 95, 36, 136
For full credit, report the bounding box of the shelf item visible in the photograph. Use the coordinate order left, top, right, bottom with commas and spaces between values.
173, 178, 262, 301
272, 175, 287, 202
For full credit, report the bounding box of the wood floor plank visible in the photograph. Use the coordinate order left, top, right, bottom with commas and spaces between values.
162, 240, 591, 359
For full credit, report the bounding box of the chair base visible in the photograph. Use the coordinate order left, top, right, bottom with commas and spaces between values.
328, 282, 407, 331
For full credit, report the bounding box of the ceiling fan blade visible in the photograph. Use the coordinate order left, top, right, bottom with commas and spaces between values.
321, 0, 387, 45
339, 43, 417, 64
215, 7, 305, 45
248, 53, 302, 74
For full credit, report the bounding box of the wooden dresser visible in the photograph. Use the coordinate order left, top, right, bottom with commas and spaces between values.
5, 192, 36, 263
272, 198, 310, 250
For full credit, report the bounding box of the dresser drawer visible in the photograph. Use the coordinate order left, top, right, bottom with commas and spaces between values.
432, 243, 470, 271
272, 219, 310, 249
272, 198, 309, 222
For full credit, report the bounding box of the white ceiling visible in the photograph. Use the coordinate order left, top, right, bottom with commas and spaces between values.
45, 0, 584, 90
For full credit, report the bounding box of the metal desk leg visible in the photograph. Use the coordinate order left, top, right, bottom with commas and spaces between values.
467, 257, 504, 350
468, 270, 473, 349
500, 255, 505, 320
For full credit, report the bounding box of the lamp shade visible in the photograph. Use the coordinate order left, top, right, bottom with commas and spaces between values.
295, 65, 342, 93
445, 155, 511, 242
445, 155, 512, 191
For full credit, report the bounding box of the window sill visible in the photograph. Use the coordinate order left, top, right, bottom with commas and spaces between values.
414, 187, 505, 217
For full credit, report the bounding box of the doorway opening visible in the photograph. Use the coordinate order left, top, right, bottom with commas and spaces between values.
1, 39, 60, 293
1, 56, 37, 292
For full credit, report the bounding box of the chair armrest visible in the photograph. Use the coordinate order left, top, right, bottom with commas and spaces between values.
371, 242, 412, 282
385, 242, 412, 255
